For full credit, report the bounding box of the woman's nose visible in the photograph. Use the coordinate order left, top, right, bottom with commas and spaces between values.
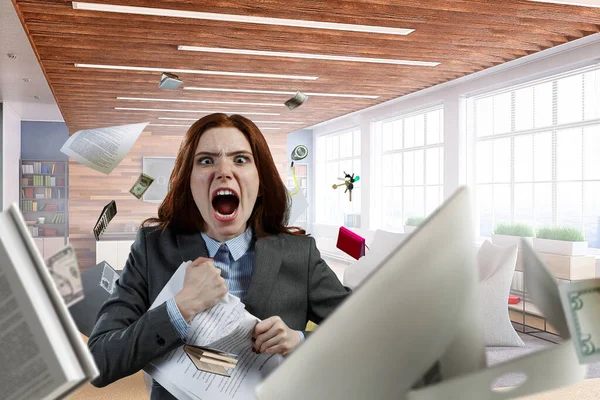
215, 159, 233, 180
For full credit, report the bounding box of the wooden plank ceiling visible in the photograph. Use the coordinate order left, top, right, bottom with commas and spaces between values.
11, 0, 600, 135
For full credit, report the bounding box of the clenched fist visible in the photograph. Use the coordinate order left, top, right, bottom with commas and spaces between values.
252, 316, 302, 356
174, 257, 227, 322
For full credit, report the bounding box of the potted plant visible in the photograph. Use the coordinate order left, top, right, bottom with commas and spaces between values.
491, 222, 535, 249
404, 216, 426, 233
534, 226, 587, 256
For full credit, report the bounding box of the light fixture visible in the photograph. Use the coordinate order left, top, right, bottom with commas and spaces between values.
178, 46, 439, 67
75, 63, 318, 80
7, 53, 17, 59
117, 97, 285, 107
72, 2, 414, 35
148, 124, 189, 127
528, 0, 600, 7
115, 107, 280, 116
23, 78, 31, 83
183, 86, 378, 99
157, 117, 304, 125
257, 127, 281, 131
34, 96, 41, 100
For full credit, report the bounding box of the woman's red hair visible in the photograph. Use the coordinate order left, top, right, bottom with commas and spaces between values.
143, 113, 305, 237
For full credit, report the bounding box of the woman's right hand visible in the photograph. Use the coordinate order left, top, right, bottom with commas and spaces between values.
174, 257, 227, 322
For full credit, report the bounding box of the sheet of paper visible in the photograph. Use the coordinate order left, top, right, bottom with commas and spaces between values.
343, 229, 408, 289
256, 188, 486, 400
560, 278, 600, 364
60, 122, 148, 174
146, 261, 283, 400
287, 188, 308, 226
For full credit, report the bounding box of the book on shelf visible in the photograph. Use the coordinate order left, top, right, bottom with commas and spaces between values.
0, 204, 98, 398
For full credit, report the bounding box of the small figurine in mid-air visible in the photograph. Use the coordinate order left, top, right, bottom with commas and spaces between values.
332, 171, 360, 201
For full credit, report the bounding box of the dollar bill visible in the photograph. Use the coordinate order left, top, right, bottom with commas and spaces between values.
129, 173, 155, 199
46, 244, 84, 307
284, 91, 308, 111
559, 278, 600, 364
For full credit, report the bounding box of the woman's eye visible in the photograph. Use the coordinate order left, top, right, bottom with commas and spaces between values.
234, 155, 249, 164
198, 157, 213, 165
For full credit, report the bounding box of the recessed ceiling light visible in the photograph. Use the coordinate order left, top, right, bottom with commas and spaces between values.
75, 63, 318, 80
72, 2, 414, 35
34, 96, 41, 100
115, 107, 280, 116
117, 96, 285, 107
23, 78, 31, 83
528, 0, 600, 7
157, 117, 304, 125
183, 86, 378, 99
7, 53, 17, 60
178, 46, 439, 67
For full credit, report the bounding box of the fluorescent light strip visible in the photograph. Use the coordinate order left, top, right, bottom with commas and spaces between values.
75, 63, 318, 80
72, 2, 414, 35
178, 46, 439, 67
148, 124, 189, 127
528, 0, 600, 7
149, 123, 280, 131
184, 86, 378, 99
117, 96, 284, 107
157, 117, 303, 124
115, 107, 279, 116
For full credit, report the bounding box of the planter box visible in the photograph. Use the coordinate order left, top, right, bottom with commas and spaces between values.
535, 252, 595, 280
403, 225, 417, 234
533, 238, 588, 256
491, 234, 533, 249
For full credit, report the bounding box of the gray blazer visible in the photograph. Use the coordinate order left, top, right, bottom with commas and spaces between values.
88, 226, 351, 399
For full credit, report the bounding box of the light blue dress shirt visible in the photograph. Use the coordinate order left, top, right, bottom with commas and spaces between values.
166, 228, 304, 343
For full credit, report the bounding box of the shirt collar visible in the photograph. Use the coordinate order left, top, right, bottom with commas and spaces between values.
201, 227, 253, 261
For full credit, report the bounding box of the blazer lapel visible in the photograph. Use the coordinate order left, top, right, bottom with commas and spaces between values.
176, 232, 209, 263
244, 235, 283, 318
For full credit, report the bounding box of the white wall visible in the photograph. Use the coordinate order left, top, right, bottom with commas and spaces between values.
2, 103, 21, 210
310, 33, 600, 258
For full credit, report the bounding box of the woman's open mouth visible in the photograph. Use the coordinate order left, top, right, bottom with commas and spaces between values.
211, 189, 240, 222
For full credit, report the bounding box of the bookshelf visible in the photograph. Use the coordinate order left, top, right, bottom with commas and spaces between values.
287, 163, 308, 230
19, 160, 68, 239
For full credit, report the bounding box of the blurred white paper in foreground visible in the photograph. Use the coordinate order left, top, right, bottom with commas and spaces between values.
60, 122, 148, 174
256, 187, 589, 400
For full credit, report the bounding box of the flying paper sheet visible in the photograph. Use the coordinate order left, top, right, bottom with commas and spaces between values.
287, 188, 308, 225
60, 122, 148, 174
145, 262, 283, 400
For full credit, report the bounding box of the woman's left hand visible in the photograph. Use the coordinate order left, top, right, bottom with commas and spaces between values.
252, 316, 302, 356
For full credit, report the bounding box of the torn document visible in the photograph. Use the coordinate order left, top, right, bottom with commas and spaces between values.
60, 122, 148, 174
146, 261, 283, 399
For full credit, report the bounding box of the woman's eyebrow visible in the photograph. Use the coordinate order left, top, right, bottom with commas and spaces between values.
194, 150, 253, 157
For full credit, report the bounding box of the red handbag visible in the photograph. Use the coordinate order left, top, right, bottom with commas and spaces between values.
336, 226, 366, 260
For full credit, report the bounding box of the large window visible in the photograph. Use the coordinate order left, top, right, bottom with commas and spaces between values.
315, 128, 362, 226
370, 106, 444, 231
468, 64, 600, 248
